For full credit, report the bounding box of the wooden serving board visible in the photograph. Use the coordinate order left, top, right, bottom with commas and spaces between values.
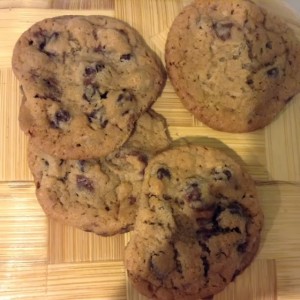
0, 1, 299, 299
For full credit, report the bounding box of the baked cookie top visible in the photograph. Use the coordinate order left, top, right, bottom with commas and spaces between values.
125, 145, 263, 299
28, 110, 171, 236
13, 15, 166, 159
165, 0, 300, 132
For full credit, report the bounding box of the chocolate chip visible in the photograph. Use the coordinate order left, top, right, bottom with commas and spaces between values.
76, 175, 94, 192
28, 40, 33, 45
212, 205, 225, 225
227, 202, 243, 216
96, 63, 105, 72
39, 40, 46, 50
157, 168, 171, 180
38, 32, 59, 55
36, 182, 41, 189
201, 256, 209, 277
120, 53, 131, 61
56, 110, 70, 122
211, 167, 233, 181
50, 110, 70, 128
223, 169, 232, 180
246, 78, 254, 85
83, 84, 107, 102
94, 45, 105, 53
163, 194, 172, 201
79, 160, 86, 172
83, 84, 96, 102
43, 77, 57, 89
87, 108, 108, 128
185, 184, 202, 207
128, 196, 136, 205
237, 242, 248, 253
117, 91, 134, 103
36, 77, 62, 101
266, 41, 273, 49
213, 22, 234, 41
100, 91, 108, 99
42, 159, 49, 167
198, 241, 211, 254
173, 247, 182, 274
137, 153, 148, 165
186, 183, 201, 202
267, 67, 279, 78
58, 172, 70, 183
85, 62, 104, 76
101, 119, 108, 128
85, 66, 96, 76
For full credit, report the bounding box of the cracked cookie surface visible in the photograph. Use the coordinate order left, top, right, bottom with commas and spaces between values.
165, 0, 300, 132
28, 110, 171, 236
13, 15, 166, 159
125, 145, 263, 299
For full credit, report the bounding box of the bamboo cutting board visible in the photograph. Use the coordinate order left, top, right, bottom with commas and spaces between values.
0, 1, 299, 299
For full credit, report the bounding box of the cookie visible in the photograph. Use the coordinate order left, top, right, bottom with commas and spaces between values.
124, 145, 263, 299
13, 15, 166, 159
28, 109, 171, 236
165, 0, 300, 132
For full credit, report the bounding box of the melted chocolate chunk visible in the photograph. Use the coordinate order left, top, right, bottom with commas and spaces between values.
211, 167, 232, 181
38, 32, 59, 56
85, 66, 96, 76
50, 110, 70, 128
100, 91, 108, 99
120, 53, 132, 61
213, 22, 234, 41
223, 169, 232, 180
83, 84, 108, 102
266, 41, 273, 49
157, 168, 171, 180
87, 108, 108, 128
201, 256, 209, 277
76, 175, 94, 191
85, 63, 105, 76
246, 78, 254, 85
267, 67, 279, 78
117, 91, 134, 104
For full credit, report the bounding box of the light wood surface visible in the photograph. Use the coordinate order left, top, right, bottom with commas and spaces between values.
0, 1, 299, 299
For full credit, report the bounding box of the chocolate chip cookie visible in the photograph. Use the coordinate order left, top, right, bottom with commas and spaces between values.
124, 145, 263, 299
165, 0, 300, 132
13, 15, 166, 159
28, 110, 171, 236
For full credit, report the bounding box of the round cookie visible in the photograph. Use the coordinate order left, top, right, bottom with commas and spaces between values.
165, 0, 300, 132
124, 145, 263, 299
13, 15, 166, 159
28, 110, 171, 236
